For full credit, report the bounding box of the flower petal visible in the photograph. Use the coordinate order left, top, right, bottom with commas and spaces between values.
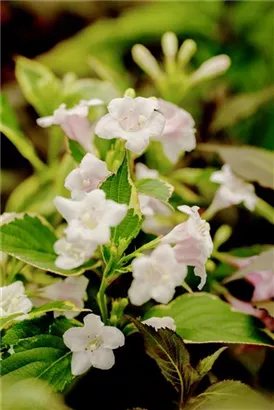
100, 326, 125, 349
128, 279, 151, 306
95, 113, 124, 139
71, 351, 92, 376
54, 196, 82, 222
90, 347, 115, 370
83, 313, 104, 334
63, 327, 89, 351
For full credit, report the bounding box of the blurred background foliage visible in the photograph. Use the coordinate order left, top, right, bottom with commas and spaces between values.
1, 0, 274, 207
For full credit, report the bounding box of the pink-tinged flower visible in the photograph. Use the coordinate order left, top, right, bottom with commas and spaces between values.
142, 316, 176, 331
152, 99, 196, 163
209, 164, 257, 215
226, 293, 274, 331
95, 96, 165, 154
65, 153, 111, 199
39, 276, 89, 319
37, 99, 103, 152
245, 271, 274, 302
162, 206, 213, 290
128, 244, 187, 306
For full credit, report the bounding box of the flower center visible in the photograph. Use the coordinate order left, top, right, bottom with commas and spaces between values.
82, 179, 91, 189
86, 335, 103, 351
81, 211, 97, 229
119, 113, 148, 132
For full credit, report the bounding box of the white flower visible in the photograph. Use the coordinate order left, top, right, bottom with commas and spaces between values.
209, 164, 257, 214
37, 99, 103, 152
128, 244, 187, 306
162, 206, 213, 290
65, 153, 111, 199
40, 276, 89, 318
54, 236, 96, 270
95, 96, 165, 154
142, 316, 176, 331
135, 163, 172, 217
63, 314, 125, 375
153, 99, 196, 163
54, 189, 127, 245
0, 281, 32, 318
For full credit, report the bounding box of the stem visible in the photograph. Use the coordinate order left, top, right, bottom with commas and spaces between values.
201, 205, 217, 221
255, 197, 274, 224
119, 237, 161, 265
96, 256, 114, 324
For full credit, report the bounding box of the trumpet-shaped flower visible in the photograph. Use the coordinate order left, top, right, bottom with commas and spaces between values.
95, 96, 165, 154
154, 99, 196, 163
142, 316, 176, 331
0, 281, 32, 318
54, 236, 96, 270
128, 244, 187, 306
63, 314, 125, 375
162, 206, 213, 290
135, 163, 172, 217
65, 153, 111, 199
246, 271, 274, 302
40, 276, 89, 318
54, 189, 127, 245
209, 164, 257, 214
37, 99, 103, 152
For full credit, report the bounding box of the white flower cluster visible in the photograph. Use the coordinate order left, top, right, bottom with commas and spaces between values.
0, 281, 32, 319
37, 96, 196, 163
53, 153, 127, 269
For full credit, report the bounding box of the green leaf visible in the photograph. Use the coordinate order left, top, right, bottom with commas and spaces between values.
101, 154, 143, 253
144, 293, 273, 347
184, 381, 272, 410
2, 316, 53, 346
224, 248, 274, 283
29, 301, 82, 320
211, 86, 274, 132
2, 378, 70, 410
131, 318, 199, 404
0, 93, 45, 172
15, 56, 62, 116
196, 347, 227, 380
0, 314, 24, 332
0, 214, 94, 276
135, 178, 174, 202
68, 139, 86, 163
1, 334, 72, 392
198, 144, 274, 189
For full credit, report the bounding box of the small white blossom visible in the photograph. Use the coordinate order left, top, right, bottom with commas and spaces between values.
128, 244, 187, 306
0, 281, 32, 318
54, 189, 127, 245
162, 206, 213, 290
65, 153, 111, 199
153, 99, 196, 163
54, 236, 96, 270
37, 99, 103, 152
63, 314, 125, 375
142, 316, 176, 331
135, 163, 172, 217
95, 96, 165, 154
40, 276, 89, 318
209, 164, 257, 215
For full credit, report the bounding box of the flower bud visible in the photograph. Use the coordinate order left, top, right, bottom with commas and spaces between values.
124, 88, 136, 98
213, 224, 232, 250
190, 55, 231, 85
178, 39, 197, 68
132, 44, 164, 81
161, 32, 178, 59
